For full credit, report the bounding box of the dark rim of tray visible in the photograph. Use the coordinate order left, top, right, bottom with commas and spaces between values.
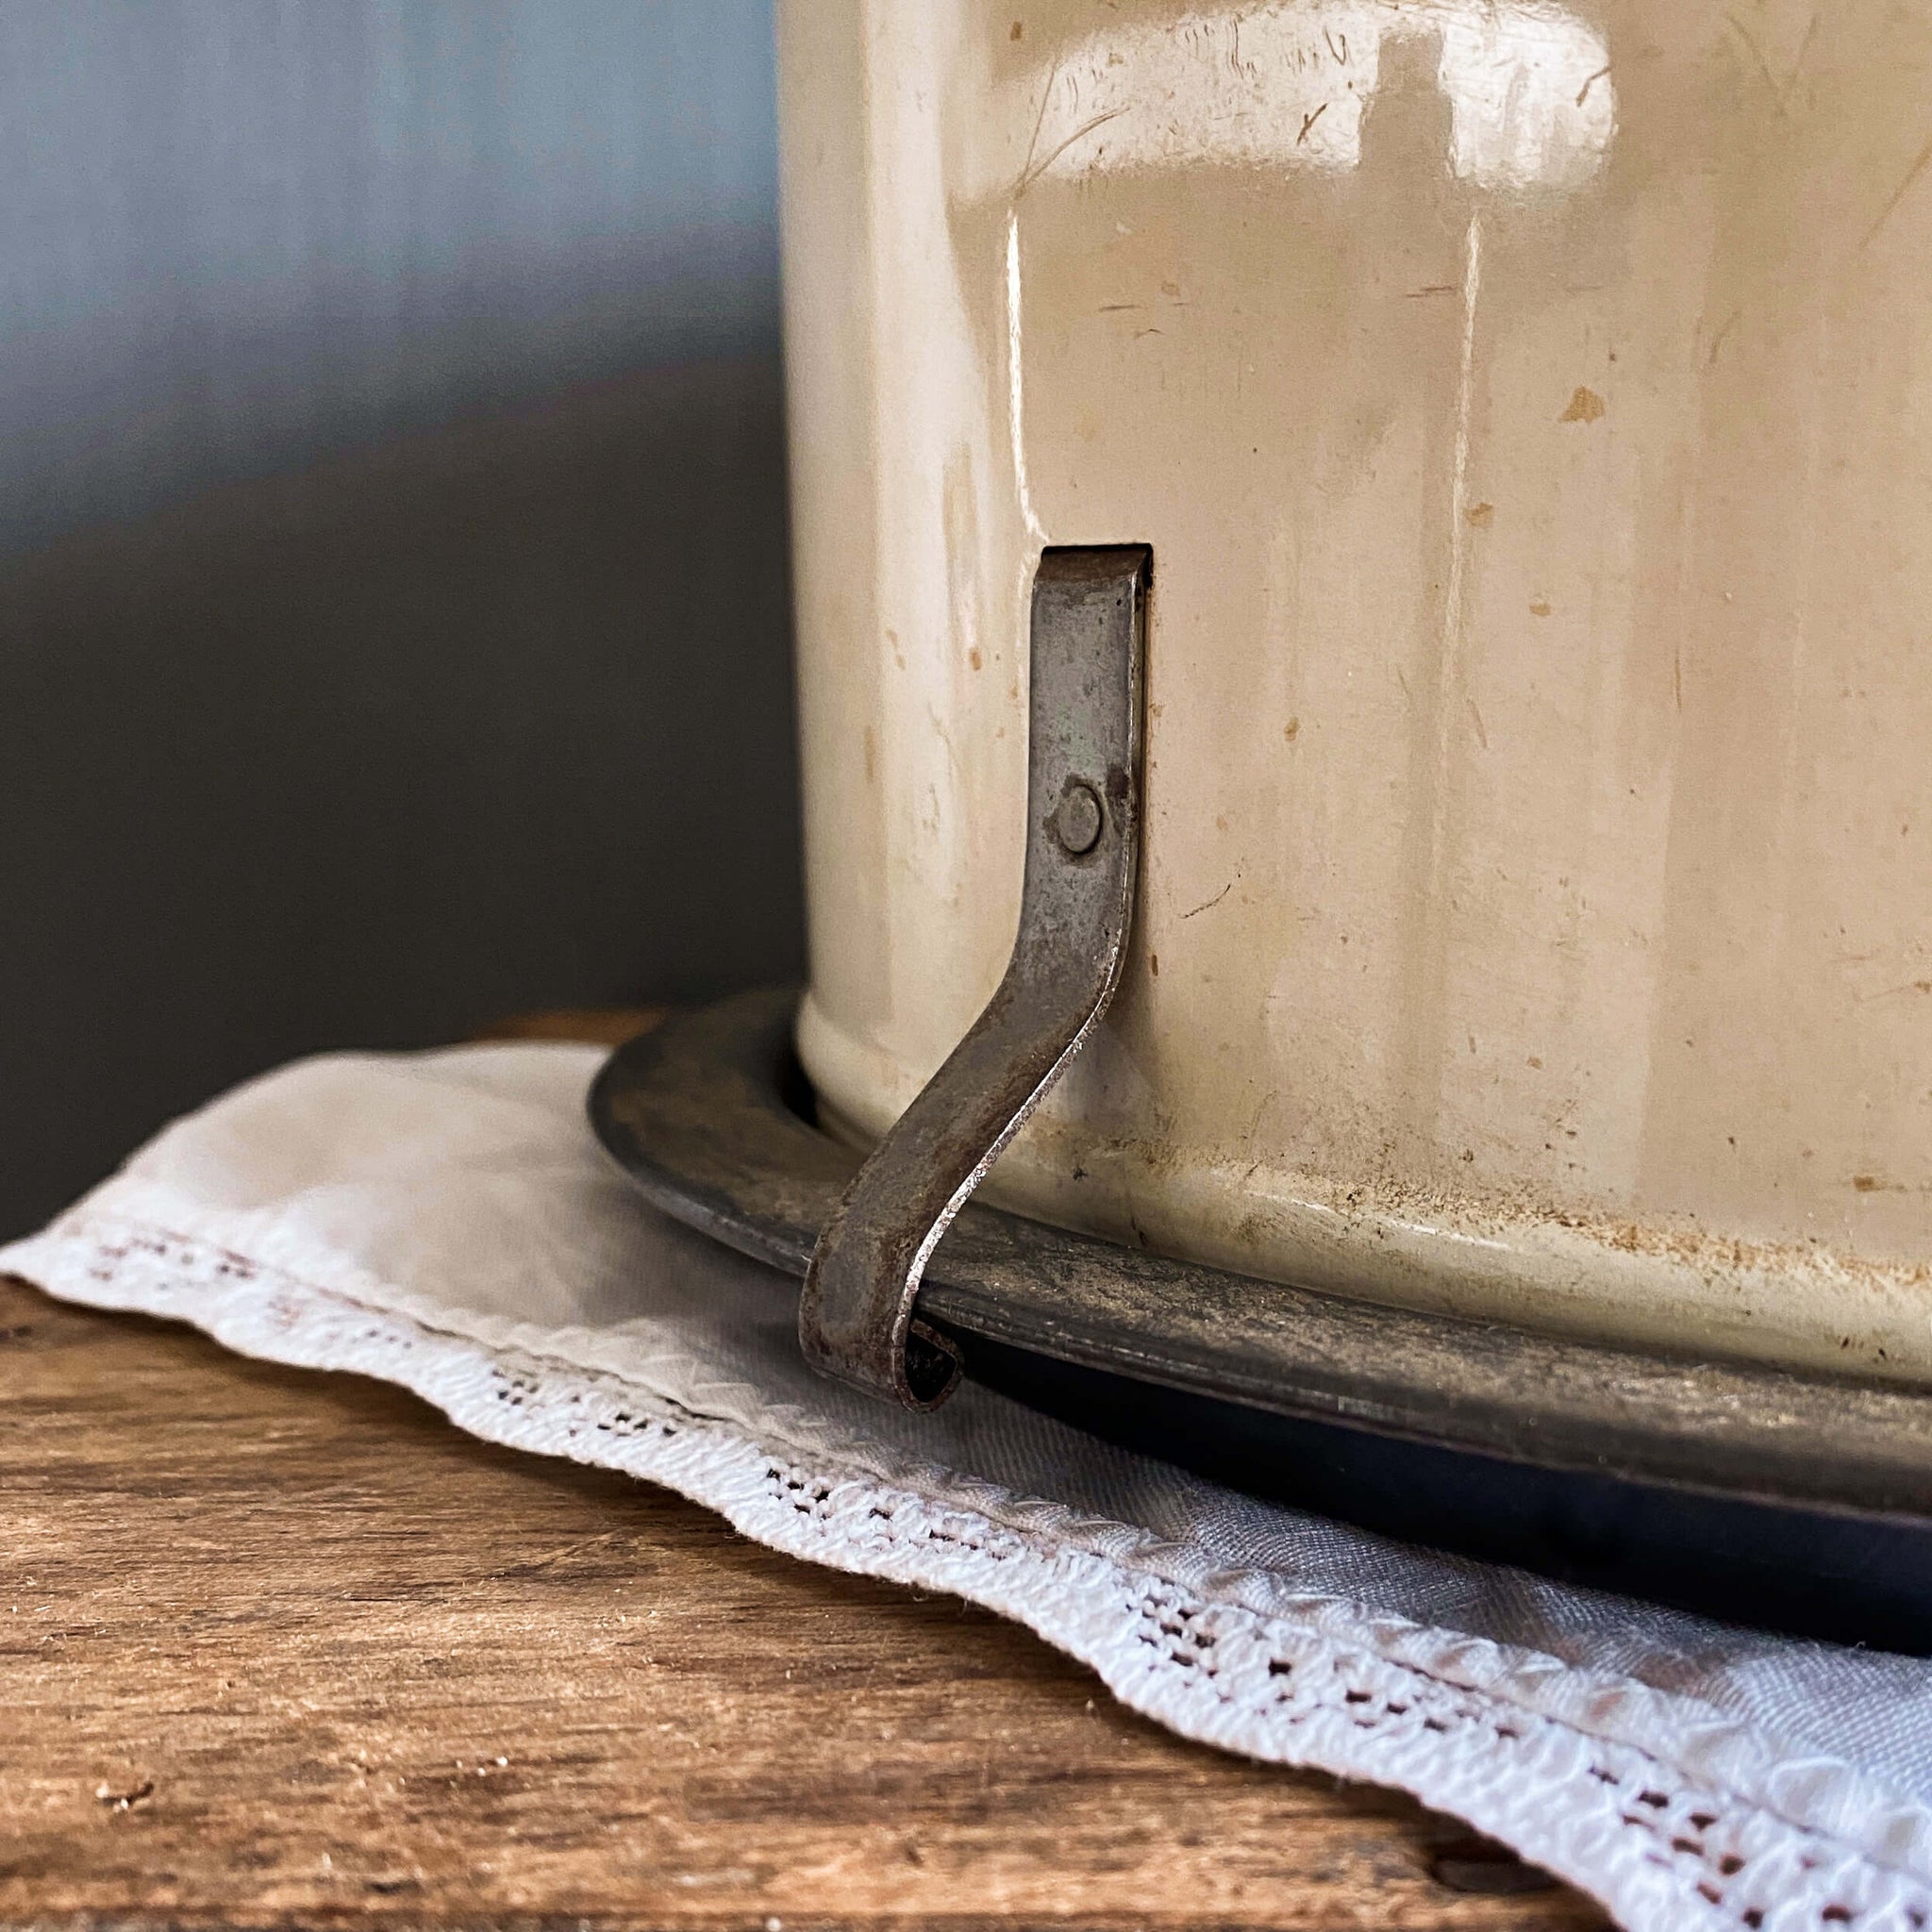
589, 987, 1932, 1524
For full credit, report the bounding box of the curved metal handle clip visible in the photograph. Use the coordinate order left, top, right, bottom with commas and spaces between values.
799, 545, 1150, 1407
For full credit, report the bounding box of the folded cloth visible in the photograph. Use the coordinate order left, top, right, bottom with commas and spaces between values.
6, 1042, 1930, 1932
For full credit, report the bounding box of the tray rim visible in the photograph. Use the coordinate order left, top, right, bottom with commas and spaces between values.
590, 987, 1932, 1524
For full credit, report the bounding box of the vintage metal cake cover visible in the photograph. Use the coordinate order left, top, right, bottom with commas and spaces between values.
779, 1, 1932, 1382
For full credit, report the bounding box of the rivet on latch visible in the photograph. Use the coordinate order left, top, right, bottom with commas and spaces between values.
1050, 780, 1104, 857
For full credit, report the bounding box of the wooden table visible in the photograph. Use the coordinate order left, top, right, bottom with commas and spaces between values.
0, 1011, 1610, 1928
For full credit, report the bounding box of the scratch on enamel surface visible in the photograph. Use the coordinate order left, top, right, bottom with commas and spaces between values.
1440, 208, 1484, 761
1862, 126, 1932, 252
1406, 207, 1486, 1124
1018, 108, 1127, 196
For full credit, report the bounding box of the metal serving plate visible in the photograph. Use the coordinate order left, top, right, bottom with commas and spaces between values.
591, 988, 1932, 1649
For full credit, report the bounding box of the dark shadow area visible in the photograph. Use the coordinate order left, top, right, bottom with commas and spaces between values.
0, 358, 802, 1234
971, 1336, 1932, 1655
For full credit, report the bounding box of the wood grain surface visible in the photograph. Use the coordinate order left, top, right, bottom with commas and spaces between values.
0, 1137, 1608, 1930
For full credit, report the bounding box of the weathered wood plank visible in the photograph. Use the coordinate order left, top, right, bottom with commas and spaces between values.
0, 1217, 1606, 1928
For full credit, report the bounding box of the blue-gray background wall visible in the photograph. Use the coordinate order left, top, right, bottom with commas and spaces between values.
0, 1, 801, 1236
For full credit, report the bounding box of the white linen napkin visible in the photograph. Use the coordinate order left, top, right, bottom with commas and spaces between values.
6, 1040, 1930, 1932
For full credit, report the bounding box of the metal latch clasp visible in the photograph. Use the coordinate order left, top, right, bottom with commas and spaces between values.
799, 545, 1151, 1407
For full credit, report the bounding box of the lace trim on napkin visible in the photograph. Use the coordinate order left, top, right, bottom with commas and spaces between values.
11, 1208, 1932, 1932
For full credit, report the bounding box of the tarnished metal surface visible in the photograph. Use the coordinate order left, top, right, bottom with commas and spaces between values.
591, 989, 1932, 1522
796, 547, 1150, 1407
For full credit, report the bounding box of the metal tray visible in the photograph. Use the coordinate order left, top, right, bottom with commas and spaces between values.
591, 988, 1932, 1649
